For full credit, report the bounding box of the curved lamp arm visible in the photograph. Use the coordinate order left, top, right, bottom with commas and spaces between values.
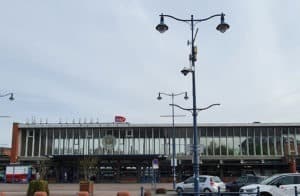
0, 93, 14, 101
170, 103, 221, 114
161, 13, 223, 23
159, 92, 187, 97
157, 92, 188, 100
197, 103, 221, 111
169, 104, 193, 114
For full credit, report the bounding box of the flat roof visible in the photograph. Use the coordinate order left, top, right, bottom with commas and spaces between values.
17, 122, 300, 128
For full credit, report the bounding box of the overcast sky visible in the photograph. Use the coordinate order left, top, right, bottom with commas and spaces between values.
1, 1, 300, 147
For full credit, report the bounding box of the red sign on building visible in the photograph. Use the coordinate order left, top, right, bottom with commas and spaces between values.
114, 115, 126, 123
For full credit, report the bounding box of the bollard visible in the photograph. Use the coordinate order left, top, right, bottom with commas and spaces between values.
218, 186, 221, 196
295, 186, 298, 196
257, 186, 260, 196
144, 190, 151, 196
77, 191, 89, 196
140, 186, 144, 196
117, 191, 130, 196
34, 192, 47, 196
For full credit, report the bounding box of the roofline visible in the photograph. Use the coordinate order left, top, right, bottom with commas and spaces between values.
15, 122, 300, 128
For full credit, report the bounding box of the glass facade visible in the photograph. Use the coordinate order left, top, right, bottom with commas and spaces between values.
19, 124, 300, 158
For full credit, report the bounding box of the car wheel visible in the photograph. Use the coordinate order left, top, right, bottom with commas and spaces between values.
176, 187, 183, 193
203, 188, 211, 192
260, 193, 272, 196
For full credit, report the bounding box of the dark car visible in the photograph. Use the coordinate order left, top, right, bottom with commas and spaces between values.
226, 175, 265, 193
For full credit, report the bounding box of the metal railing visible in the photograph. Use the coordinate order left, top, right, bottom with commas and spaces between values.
139, 186, 300, 196
178, 187, 260, 196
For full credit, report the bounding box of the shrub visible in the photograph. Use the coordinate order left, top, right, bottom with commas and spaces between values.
27, 180, 49, 196
156, 188, 167, 194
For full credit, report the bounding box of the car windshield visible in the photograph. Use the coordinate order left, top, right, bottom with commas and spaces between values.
236, 176, 246, 183
212, 176, 221, 182
260, 174, 282, 185
184, 176, 194, 183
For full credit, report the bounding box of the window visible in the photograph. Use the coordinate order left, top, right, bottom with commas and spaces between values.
237, 176, 247, 183
28, 130, 33, 137
273, 176, 294, 185
248, 176, 257, 183
212, 176, 221, 182
294, 176, 300, 184
185, 177, 194, 183
199, 177, 206, 183
126, 129, 133, 138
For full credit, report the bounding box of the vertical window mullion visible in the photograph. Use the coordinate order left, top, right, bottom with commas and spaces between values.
246, 128, 249, 156
274, 128, 277, 156
38, 129, 41, 157
226, 128, 228, 156
267, 128, 270, 156
281, 128, 284, 156
45, 129, 48, 156
288, 128, 291, 155
25, 129, 28, 157
32, 129, 35, 157
212, 128, 215, 156
295, 128, 298, 155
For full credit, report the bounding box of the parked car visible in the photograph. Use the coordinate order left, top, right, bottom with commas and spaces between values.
240, 173, 300, 196
176, 175, 226, 194
226, 175, 266, 192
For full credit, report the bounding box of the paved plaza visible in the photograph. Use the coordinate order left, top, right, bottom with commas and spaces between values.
0, 183, 174, 196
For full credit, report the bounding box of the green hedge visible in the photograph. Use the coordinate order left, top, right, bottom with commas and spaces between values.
27, 180, 49, 196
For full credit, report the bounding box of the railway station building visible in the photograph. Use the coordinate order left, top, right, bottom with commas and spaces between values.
9, 122, 299, 182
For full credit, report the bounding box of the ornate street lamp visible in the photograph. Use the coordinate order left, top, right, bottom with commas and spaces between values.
157, 91, 188, 189
156, 13, 229, 195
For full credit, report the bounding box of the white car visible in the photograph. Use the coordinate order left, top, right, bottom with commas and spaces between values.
176, 175, 226, 194
239, 173, 300, 196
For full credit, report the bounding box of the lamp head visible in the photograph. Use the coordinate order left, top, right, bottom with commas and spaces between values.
181, 67, 192, 76
156, 14, 168, 33
184, 92, 188, 100
157, 93, 162, 100
216, 13, 230, 33
9, 93, 14, 101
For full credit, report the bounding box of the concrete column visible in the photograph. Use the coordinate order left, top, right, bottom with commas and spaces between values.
10, 123, 20, 163
289, 157, 297, 173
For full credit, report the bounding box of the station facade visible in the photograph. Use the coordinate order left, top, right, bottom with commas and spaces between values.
10, 122, 299, 182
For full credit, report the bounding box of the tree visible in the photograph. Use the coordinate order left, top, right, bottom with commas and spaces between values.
35, 160, 49, 180
79, 156, 98, 181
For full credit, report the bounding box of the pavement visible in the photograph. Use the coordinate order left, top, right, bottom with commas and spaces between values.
0, 183, 175, 196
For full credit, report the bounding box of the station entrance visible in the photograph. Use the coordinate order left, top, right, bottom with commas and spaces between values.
49, 155, 168, 183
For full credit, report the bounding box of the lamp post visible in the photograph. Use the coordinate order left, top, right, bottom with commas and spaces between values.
0, 92, 14, 101
156, 13, 229, 195
157, 91, 188, 189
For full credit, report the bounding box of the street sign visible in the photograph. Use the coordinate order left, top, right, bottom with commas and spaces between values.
152, 158, 159, 169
